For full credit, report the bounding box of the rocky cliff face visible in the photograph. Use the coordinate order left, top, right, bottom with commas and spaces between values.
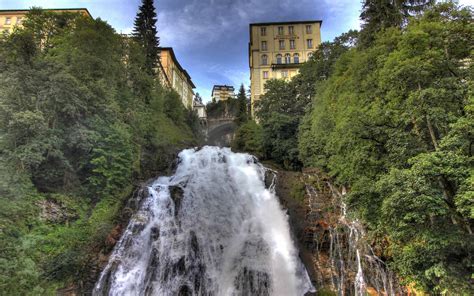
272, 166, 402, 296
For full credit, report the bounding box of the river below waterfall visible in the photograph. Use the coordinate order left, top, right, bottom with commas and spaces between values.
93, 146, 315, 296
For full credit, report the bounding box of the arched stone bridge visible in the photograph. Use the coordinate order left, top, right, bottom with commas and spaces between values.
205, 117, 237, 147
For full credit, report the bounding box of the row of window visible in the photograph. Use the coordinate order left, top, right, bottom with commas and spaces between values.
262, 70, 290, 79
261, 39, 313, 51
3, 17, 22, 25
260, 25, 313, 36
261, 52, 313, 65
261, 53, 300, 65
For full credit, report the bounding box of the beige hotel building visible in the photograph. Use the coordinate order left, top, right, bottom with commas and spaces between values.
249, 20, 322, 115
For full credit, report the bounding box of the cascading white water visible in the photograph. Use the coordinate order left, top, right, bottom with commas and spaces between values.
93, 146, 315, 296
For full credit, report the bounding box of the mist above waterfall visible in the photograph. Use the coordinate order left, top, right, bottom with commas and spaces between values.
93, 146, 314, 296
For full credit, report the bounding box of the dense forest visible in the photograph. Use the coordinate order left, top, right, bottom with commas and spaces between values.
234, 2, 473, 294
0, 9, 200, 293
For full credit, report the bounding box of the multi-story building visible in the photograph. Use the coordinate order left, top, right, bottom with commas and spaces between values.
249, 20, 322, 115
0, 8, 92, 34
211, 85, 235, 102
159, 47, 195, 109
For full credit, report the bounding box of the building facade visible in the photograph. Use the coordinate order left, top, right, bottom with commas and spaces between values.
159, 47, 195, 109
211, 85, 235, 102
249, 20, 322, 115
193, 100, 206, 119
0, 8, 92, 34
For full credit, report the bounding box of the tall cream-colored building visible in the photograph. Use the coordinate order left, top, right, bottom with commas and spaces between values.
0, 8, 92, 34
211, 85, 235, 102
249, 20, 322, 115
159, 47, 195, 109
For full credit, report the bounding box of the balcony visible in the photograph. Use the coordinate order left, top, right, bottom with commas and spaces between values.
271, 62, 302, 69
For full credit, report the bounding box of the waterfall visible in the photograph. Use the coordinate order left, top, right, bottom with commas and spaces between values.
93, 146, 315, 296
304, 173, 401, 296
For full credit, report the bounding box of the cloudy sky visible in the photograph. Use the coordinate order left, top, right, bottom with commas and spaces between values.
1, 0, 472, 101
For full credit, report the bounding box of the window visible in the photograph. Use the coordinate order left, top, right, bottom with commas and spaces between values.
276, 54, 282, 64
279, 40, 285, 50
261, 54, 268, 65
290, 39, 295, 49
5, 17, 11, 25
16, 17, 22, 24
281, 70, 288, 78
308, 52, 313, 59
285, 53, 291, 64
261, 27, 266, 36
261, 41, 267, 51
307, 39, 313, 49
263, 71, 269, 79
294, 53, 300, 64
288, 26, 294, 35
278, 26, 284, 35
306, 25, 312, 34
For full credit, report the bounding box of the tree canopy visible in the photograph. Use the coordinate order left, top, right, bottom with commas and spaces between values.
133, 0, 160, 74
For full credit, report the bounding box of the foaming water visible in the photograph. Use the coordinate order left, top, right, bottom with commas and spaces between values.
93, 146, 315, 296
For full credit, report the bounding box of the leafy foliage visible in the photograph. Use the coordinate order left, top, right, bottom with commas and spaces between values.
232, 120, 264, 158
0, 9, 197, 293
299, 3, 473, 293
236, 2, 472, 293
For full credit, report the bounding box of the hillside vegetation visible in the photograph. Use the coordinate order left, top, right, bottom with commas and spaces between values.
0, 10, 198, 293
235, 3, 473, 293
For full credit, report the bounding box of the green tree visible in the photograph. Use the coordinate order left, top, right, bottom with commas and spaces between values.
359, 0, 434, 46
0, 9, 199, 293
299, 3, 473, 293
235, 84, 248, 125
133, 0, 159, 74
232, 120, 264, 158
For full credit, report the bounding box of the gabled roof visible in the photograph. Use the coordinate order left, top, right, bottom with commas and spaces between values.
159, 47, 195, 89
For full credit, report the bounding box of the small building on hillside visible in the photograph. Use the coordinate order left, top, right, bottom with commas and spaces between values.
0, 8, 92, 34
193, 100, 206, 120
159, 47, 195, 109
211, 85, 235, 102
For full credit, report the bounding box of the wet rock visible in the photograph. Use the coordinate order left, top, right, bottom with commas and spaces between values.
169, 185, 184, 216
175, 256, 186, 275
264, 170, 276, 189
177, 285, 192, 296
150, 226, 160, 241
105, 225, 123, 249
190, 231, 199, 255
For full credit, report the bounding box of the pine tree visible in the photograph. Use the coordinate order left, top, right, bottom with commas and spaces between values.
359, 0, 434, 46
235, 84, 248, 125
133, 0, 159, 74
